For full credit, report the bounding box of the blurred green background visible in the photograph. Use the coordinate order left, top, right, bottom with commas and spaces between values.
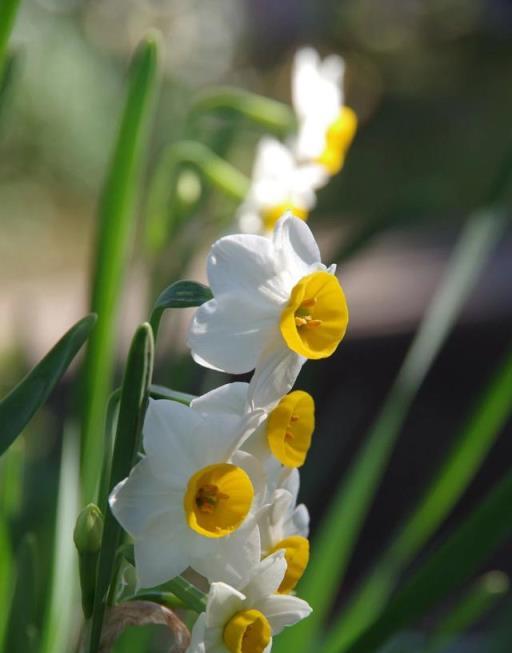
1, 1, 512, 652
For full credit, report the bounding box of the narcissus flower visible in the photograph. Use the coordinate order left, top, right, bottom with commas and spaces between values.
188, 214, 349, 408
237, 137, 326, 235
109, 398, 265, 589
188, 551, 312, 653
292, 47, 357, 175
192, 382, 315, 470
258, 471, 310, 594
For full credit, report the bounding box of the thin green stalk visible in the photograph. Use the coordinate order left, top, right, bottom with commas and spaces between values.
40, 428, 80, 653
274, 206, 508, 653
81, 35, 159, 502
144, 140, 250, 254
324, 340, 512, 653
0, 0, 20, 80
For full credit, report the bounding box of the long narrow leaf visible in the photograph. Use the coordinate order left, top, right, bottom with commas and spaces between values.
274, 207, 508, 653
325, 339, 512, 652
0, 516, 13, 653
40, 428, 80, 653
0, 314, 97, 457
0, 0, 20, 80
342, 469, 512, 653
81, 35, 159, 502
150, 280, 213, 338
5, 534, 38, 653
88, 323, 154, 653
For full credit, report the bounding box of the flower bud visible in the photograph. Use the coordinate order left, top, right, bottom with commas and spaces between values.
74, 503, 103, 618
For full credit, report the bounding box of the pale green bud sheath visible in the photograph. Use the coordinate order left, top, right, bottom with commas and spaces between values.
74, 503, 104, 618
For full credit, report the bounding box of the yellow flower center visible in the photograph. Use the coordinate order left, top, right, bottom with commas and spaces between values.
223, 609, 272, 653
316, 106, 357, 175
268, 536, 310, 594
266, 390, 315, 467
261, 203, 308, 232
183, 463, 254, 538
279, 270, 348, 359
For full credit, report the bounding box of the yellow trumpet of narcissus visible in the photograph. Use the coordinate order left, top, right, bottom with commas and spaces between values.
292, 47, 357, 176
188, 551, 312, 653
236, 137, 326, 235
187, 214, 348, 409
109, 397, 265, 589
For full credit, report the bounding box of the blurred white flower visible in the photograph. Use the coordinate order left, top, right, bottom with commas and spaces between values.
188, 551, 312, 653
292, 47, 357, 175
187, 214, 349, 408
109, 398, 265, 589
237, 137, 326, 235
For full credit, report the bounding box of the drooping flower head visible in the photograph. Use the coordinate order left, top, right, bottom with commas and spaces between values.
191, 381, 315, 471
257, 468, 310, 595
237, 137, 326, 235
292, 47, 357, 175
188, 214, 349, 408
109, 398, 265, 589
188, 551, 312, 653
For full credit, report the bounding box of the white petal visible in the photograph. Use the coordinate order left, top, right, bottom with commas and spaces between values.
133, 520, 189, 589
207, 233, 285, 304
206, 583, 245, 628
188, 296, 275, 375
109, 458, 183, 536
191, 525, 262, 587
291, 503, 310, 537
254, 594, 312, 635
191, 382, 249, 419
243, 550, 287, 605
248, 341, 305, 410
273, 214, 322, 277
142, 399, 206, 481
242, 421, 271, 466
188, 613, 207, 653
280, 467, 300, 504
231, 450, 266, 509
252, 137, 296, 183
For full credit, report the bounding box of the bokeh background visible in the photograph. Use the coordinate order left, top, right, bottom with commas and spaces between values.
1, 0, 512, 651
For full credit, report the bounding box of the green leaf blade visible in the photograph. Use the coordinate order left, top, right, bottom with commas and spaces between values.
88, 323, 154, 653
81, 35, 160, 502
0, 314, 97, 457
150, 280, 213, 337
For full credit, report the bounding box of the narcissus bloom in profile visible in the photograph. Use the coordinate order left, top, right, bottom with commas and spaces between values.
237, 137, 326, 235
258, 486, 310, 595
109, 399, 265, 589
188, 551, 312, 653
188, 214, 349, 408
292, 47, 357, 175
192, 381, 315, 470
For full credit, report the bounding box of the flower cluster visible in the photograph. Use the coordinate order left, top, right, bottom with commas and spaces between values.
238, 47, 357, 235
110, 211, 348, 653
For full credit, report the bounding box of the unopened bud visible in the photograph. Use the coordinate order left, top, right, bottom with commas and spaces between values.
74, 503, 103, 554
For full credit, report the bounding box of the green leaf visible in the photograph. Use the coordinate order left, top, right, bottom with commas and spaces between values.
324, 340, 512, 653
0, 314, 97, 457
0, 0, 21, 81
0, 516, 13, 652
88, 323, 154, 653
40, 428, 81, 653
5, 534, 39, 653
190, 87, 296, 134
274, 207, 508, 653
426, 571, 509, 653
150, 280, 213, 338
342, 469, 512, 653
145, 141, 249, 254
81, 34, 159, 502
162, 576, 207, 614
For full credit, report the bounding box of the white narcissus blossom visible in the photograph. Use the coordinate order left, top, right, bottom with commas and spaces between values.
188, 551, 312, 653
191, 382, 315, 471
292, 47, 357, 175
257, 469, 310, 595
109, 398, 266, 589
187, 214, 349, 408
237, 137, 327, 235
